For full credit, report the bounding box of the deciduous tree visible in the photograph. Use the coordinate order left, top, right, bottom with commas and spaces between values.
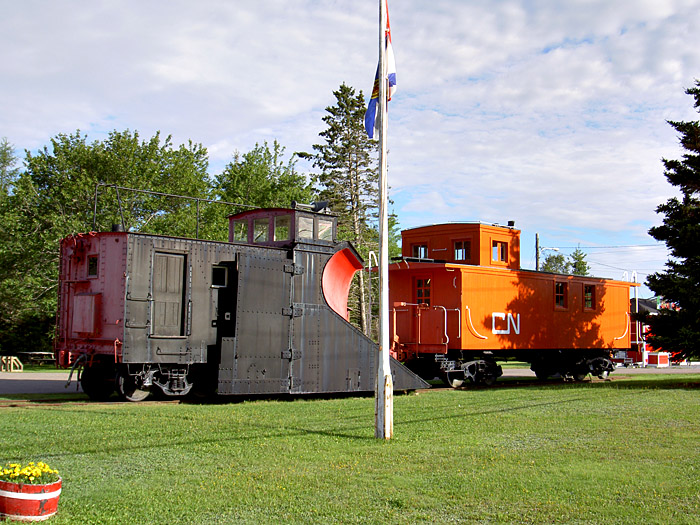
215, 140, 315, 223
0, 130, 212, 354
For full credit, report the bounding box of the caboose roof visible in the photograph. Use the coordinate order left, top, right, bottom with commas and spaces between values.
402, 221, 519, 233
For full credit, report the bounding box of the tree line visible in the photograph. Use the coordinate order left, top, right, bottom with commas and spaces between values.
0, 83, 391, 355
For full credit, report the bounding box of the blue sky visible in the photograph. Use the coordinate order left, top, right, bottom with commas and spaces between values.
2, 0, 700, 295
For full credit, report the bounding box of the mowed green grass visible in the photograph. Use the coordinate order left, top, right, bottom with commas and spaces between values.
1, 374, 699, 524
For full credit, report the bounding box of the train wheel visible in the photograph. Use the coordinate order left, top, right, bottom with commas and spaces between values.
533, 369, 550, 381
482, 374, 497, 387
573, 372, 588, 382
444, 370, 465, 388
116, 370, 151, 402
80, 363, 116, 401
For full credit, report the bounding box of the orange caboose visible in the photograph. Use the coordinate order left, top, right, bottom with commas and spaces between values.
390, 222, 637, 386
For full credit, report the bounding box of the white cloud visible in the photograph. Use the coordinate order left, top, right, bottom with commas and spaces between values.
2, 0, 699, 290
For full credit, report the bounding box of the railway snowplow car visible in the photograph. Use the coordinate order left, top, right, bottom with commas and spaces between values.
55, 204, 428, 400
390, 222, 637, 386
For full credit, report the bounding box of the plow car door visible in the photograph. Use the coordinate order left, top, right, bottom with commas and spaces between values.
217, 251, 292, 395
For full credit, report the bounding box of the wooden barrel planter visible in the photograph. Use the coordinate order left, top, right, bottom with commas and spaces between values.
0, 478, 62, 521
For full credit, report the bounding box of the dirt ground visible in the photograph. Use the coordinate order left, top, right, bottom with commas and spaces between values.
2, 365, 699, 395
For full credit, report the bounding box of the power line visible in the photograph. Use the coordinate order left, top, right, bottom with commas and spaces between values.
555, 244, 665, 250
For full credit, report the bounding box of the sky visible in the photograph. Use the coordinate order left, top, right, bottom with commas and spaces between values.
2, 0, 700, 296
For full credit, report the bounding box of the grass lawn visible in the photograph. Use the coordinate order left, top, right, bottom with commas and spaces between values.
1, 374, 699, 524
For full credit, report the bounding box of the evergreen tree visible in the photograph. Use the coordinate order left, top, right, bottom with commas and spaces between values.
0, 137, 19, 195
645, 80, 700, 360
568, 247, 591, 276
310, 83, 379, 335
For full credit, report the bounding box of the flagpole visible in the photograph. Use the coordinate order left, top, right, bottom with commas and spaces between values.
375, 0, 393, 440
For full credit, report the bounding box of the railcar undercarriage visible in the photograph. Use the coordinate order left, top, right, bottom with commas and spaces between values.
405, 349, 616, 388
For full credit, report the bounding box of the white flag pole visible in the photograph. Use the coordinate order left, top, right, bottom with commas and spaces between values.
375, 0, 393, 440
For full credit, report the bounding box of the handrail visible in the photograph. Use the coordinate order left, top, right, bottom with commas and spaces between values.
391, 302, 460, 345
614, 312, 630, 341
465, 305, 488, 340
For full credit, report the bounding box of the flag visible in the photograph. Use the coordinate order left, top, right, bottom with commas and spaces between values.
365, 1, 397, 139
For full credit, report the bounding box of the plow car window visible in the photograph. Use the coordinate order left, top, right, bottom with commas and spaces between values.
232, 220, 248, 242
274, 215, 291, 241
253, 218, 269, 243
318, 219, 333, 241
298, 216, 314, 240
211, 266, 227, 288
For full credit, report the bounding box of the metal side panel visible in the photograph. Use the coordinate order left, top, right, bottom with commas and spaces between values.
124, 235, 240, 365
123, 235, 154, 362
223, 251, 292, 395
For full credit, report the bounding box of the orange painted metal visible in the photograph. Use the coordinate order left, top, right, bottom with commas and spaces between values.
390, 223, 637, 361
401, 222, 521, 270
321, 247, 364, 321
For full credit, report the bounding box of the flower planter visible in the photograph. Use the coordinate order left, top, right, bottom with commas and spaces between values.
0, 478, 61, 521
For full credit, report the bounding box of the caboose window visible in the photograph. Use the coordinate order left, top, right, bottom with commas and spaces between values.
298, 216, 314, 240
318, 219, 333, 241
416, 278, 431, 305
454, 240, 471, 262
253, 218, 269, 243
274, 215, 291, 241
492, 241, 508, 262
412, 244, 428, 258
232, 220, 248, 242
584, 285, 595, 310
555, 282, 568, 309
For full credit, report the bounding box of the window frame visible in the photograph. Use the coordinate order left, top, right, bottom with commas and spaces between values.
554, 281, 568, 309
87, 255, 99, 278
492, 240, 508, 263
412, 244, 428, 259
273, 215, 291, 241
414, 276, 432, 306
253, 218, 270, 243
583, 284, 596, 310
453, 239, 472, 262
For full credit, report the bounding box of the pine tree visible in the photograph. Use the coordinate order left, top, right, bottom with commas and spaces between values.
0, 137, 19, 195
310, 83, 379, 335
645, 80, 700, 359
568, 247, 591, 276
